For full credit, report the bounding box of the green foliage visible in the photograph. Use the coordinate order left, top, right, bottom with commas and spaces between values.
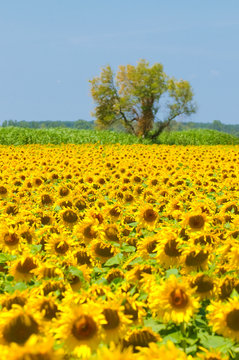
1, 119, 95, 129
90, 59, 196, 137
0, 127, 151, 145
0, 127, 238, 146
157, 129, 239, 145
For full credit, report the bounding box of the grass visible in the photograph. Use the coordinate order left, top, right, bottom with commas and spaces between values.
0, 127, 238, 145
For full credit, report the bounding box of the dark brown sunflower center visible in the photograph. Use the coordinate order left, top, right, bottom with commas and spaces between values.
40, 300, 59, 320
75, 199, 87, 210
59, 187, 70, 196
94, 243, 114, 258
3, 314, 39, 344
219, 279, 235, 300
54, 241, 69, 254
76, 251, 91, 265
16, 257, 37, 274
21, 231, 32, 243
2, 296, 26, 310
226, 309, 239, 331
60, 200, 73, 208
102, 309, 120, 330
185, 250, 208, 266
170, 288, 188, 308
146, 240, 157, 254
83, 225, 97, 239
62, 210, 78, 223
164, 239, 181, 257
193, 275, 214, 293
225, 204, 239, 214
105, 226, 119, 242
0, 186, 7, 194
194, 235, 213, 245
109, 207, 121, 218
4, 233, 19, 246
124, 301, 138, 321
135, 266, 152, 280
143, 209, 157, 223
72, 315, 97, 340
41, 194, 53, 205
188, 215, 205, 230
127, 330, 158, 352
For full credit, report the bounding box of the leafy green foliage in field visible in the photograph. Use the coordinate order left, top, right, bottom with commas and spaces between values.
157, 129, 239, 145
0, 127, 238, 145
0, 127, 151, 145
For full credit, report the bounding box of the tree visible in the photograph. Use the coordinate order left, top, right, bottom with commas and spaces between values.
90, 59, 197, 139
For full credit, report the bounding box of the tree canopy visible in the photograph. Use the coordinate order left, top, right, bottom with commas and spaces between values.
90, 59, 197, 138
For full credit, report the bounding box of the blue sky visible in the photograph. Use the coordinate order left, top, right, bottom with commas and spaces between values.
0, 0, 238, 124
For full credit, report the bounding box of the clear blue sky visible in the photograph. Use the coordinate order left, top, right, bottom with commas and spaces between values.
0, 0, 239, 124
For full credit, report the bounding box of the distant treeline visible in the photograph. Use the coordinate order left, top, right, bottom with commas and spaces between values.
169, 120, 239, 137
1, 119, 95, 130
1, 119, 239, 136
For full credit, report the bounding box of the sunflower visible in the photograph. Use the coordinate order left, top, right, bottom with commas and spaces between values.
182, 211, 207, 231
1, 289, 28, 310
138, 205, 158, 230
8, 254, 39, 282
33, 261, 63, 280
0, 307, 42, 346
136, 235, 159, 259
7, 335, 63, 360
137, 341, 189, 360
89, 239, 118, 263
217, 276, 238, 300
0, 185, 8, 198
148, 275, 200, 324
64, 264, 91, 292
181, 244, 211, 273
60, 209, 78, 226
125, 264, 154, 284
120, 293, 146, 325
106, 204, 122, 221
123, 327, 161, 353
106, 268, 125, 284
103, 223, 121, 243
73, 218, 99, 245
74, 248, 94, 267
100, 297, 132, 344
207, 298, 239, 342
44, 233, 72, 257
0, 222, 22, 253
189, 273, 215, 299
28, 293, 60, 324
95, 342, 136, 360
55, 301, 106, 356
155, 230, 183, 269
197, 347, 229, 360
40, 279, 70, 300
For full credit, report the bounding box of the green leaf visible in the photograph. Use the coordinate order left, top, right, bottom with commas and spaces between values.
104, 253, 123, 267
127, 222, 138, 227
121, 243, 136, 253
165, 268, 179, 278
54, 205, 62, 212
144, 318, 166, 332
0, 253, 17, 262
68, 266, 85, 282
230, 288, 239, 299
162, 331, 182, 344
199, 334, 233, 350
30, 244, 42, 254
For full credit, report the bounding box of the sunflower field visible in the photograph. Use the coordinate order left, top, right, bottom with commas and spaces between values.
1, 143, 239, 359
